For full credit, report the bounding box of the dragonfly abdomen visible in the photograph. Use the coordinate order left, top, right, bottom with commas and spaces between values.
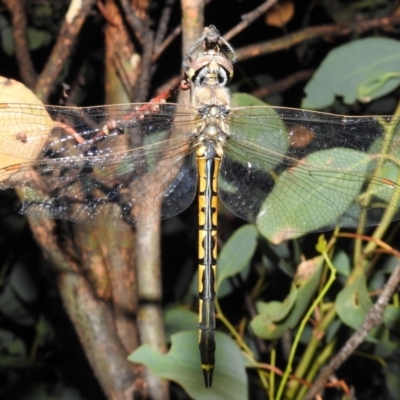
197, 141, 220, 388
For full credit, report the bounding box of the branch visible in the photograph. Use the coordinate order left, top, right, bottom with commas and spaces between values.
152, 0, 214, 62
251, 69, 314, 98
235, 14, 400, 61
3, 0, 37, 88
134, 29, 155, 102
224, 0, 279, 41
180, 0, 204, 58
154, 0, 176, 49
152, 25, 181, 62
118, 0, 149, 44
305, 264, 400, 400
96, 0, 118, 26
118, 0, 154, 102
179, 0, 204, 106
23, 214, 146, 399
35, 0, 97, 102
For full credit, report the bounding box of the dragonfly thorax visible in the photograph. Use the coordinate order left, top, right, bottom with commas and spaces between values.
193, 84, 231, 108
195, 103, 230, 148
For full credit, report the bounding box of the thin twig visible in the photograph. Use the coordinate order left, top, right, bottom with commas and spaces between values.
223, 0, 279, 41
305, 263, 400, 400
152, 0, 213, 62
118, 0, 154, 102
35, 0, 97, 102
3, 0, 37, 88
154, 0, 176, 49
119, 0, 147, 44
152, 24, 182, 62
235, 14, 400, 61
251, 69, 315, 98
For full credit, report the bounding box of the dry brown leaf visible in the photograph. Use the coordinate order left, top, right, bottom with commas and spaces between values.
265, 0, 295, 28
0, 77, 52, 180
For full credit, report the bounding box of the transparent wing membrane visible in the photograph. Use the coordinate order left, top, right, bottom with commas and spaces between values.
0, 103, 199, 226
1, 103, 400, 231
221, 107, 400, 233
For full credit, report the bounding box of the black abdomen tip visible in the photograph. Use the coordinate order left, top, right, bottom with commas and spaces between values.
202, 367, 214, 388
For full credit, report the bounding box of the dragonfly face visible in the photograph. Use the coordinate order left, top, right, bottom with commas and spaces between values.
1, 25, 400, 389
186, 49, 234, 88
183, 25, 237, 70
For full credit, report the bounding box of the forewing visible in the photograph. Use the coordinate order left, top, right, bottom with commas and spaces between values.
220, 107, 400, 237
0, 103, 199, 226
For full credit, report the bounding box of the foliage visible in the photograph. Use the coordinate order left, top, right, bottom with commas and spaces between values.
302, 37, 400, 108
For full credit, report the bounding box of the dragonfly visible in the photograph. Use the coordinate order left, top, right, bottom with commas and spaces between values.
1, 25, 400, 388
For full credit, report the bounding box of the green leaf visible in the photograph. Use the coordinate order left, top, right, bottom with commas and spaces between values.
0, 276, 35, 326
164, 307, 198, 341
302, 38, 400, 109
373, 326, 398, 358
35, 314, 55, 345
217, 224, 258, 296
27, 27, 52, 51
0, 15, 15, 55
383, 305, 400, 331
0, 330, 27, 367
257, 148, 371, 243
357, 71, 400, 100
11, 262, 37, 303
385, 362, 400, 400
332, 250, 351, 277
335, 274, 373, 330
129, 331, 248, 400
231, 93, 269, 107
259, 240, 294, 277
255, 285, 298, 323
251, 257, 323, 339
367, 130, 400, 203
325, 318, 342, 343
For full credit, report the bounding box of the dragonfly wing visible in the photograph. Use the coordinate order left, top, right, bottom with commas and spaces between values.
218, 106, 290, 224
0, 103, 198, 226
220, 107, 400, 238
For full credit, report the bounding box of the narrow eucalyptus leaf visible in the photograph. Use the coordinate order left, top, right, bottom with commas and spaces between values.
336, 274, 373, 330
217, 224, 258, 291
251, 257, 323, 339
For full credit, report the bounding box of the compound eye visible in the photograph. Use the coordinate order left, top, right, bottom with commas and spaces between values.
186, 55, 213, 75
214, 56, 234, 80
